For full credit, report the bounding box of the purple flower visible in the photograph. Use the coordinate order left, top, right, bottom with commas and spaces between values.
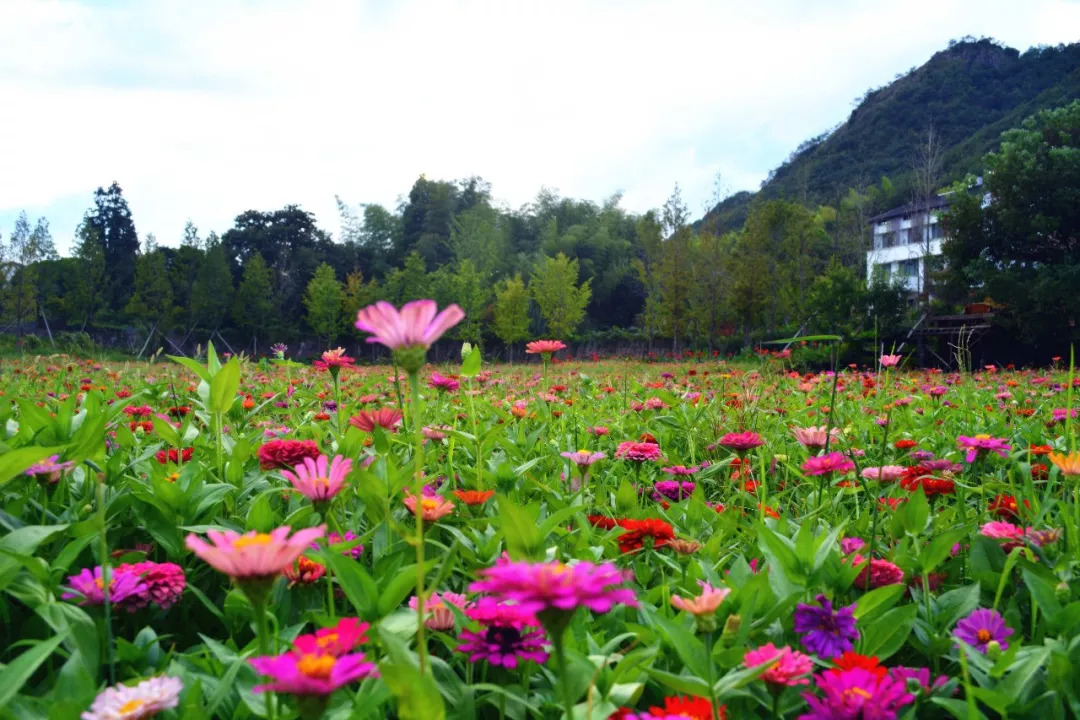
953, 608, 1013, 653
956, 435, 1011, 463
63, 566, 147, 607
653, 480, 696, 501
456, 598, 549, 668
840, 537, 865, 555
799, 667, 915, 720
793, 594, 859, 658
890, 666, 950, 695
469, 558, 637, 616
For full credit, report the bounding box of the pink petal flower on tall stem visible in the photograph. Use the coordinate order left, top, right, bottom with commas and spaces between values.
185, 526, 326, 579
355, 299, 464, 350
879, 354, 902, 368
281, 454, 352, 503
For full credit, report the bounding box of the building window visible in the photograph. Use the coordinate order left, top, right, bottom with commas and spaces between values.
871, 264, 889, 283
902, 259, 919, 277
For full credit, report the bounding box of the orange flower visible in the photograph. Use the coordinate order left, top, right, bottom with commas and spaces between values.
452, 489, 495, 506
404, 493, 455, 522
1049, 451, 1080, 476
1029, 444, 1053, 456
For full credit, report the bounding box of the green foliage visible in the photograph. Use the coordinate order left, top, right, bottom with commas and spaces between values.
232, 253, 276, 350
493, 273, 531, 352
302, 263, 343, 346
125, 248, 174, 329
529, 252, 591, 339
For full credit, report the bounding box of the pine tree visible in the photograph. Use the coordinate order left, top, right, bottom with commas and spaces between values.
303, 263, 343, 347
233, 253, 276, 354
3, 213, 37, 334
88, 182, 139, 311
192, 240, 234, 331
69, 216, 107, 330
341, 269, 381, 336
125, 248, 174, 330
493, 273, 531, 360
529, 253, 591, 339
450, 259, 490, 346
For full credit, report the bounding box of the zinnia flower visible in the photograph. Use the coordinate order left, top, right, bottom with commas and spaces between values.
879, 354, 901, 368
793, 426, 840, 449
81, 676, 182, 720
453, 489, 495, 506
185, 526, 326, 580
281, 454, 352, 504
115, 561, 186, 610
410, 591, 468, 631
469, 558, 637, 616
249, 650, 377, 696
64, 566, 147, 607
956, 434, 1011, 463
615, 441, 662, 462
860, 466, 905, 483
802, 452, 855, 476
793, 594, 859, 659
671, 581, 730, 617
284, 556, 327, 586
403, 493, 455, 522
1048, 451, 1080, 476
652, 480, 695, 501
313, 348, 355, 372
616, 518, 675, 553
428, 372, 460, 392
744, 643, 814, 687
457, 598, 549, 668
634, 695, 723, 720
799, 666, 914, 720
525, 339, 567, 356
561, 449, 606, 467
348, 408, 403, 432
24, 454, 76, 483
355, 299, 464, 351
717, 431, 765, 453
258, 440, 322, 471
851, 556, 904, 588
953, 608, 1013, 653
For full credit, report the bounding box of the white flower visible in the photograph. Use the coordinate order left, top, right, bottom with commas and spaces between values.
82, 676, 182, 720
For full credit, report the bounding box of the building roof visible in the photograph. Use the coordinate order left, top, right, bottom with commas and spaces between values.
870, 194, 952, 223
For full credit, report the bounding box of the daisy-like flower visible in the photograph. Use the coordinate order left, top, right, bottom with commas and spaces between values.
717, 431, 765, 453
879, 354, 902, 368
81, 676, 182, 720
802, 452, 855, 476
561, 449, 606, 468
671, 581, 730, 617
956, 434, 1011, 463
633, 695, 724, 720
615, 441, 662, 462
453, 489, 495, 506
457, 598, 549, 668
860, 465, 905, 482
525, 339, 567, 356
799, 666, 914, 720
1048, 450, 1080, 476
792, 427, 841, 450
348, 408, 403, 433
616, 518, 675, 553
64, 566, 148, 607
793, 594, 859, 659
284, 556, 327, 587
24, 454, 76, 483
428, 372, 460, 392
355, 299, 464, 351
258, 440, 322, 471
292, 617, 370, 657
403, 493, 455, 522
744, 643, 814, 687
249, 650, 377, 696
410, 591, 468, 631
322, 531, 364, 559
185, 526, 326, 580
652, 480, 695, 502
954, 608, 1014, 654
313, 348, 355, 374
281, 454, 352, 504
115, 562, 186, 610
851, 556, 904, 589
470, 558, 637, 616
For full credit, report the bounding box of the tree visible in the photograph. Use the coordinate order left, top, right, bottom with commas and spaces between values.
125, 248, 174, 330
182, 220, 202, 249
633, 212, 664, 350
68, 216, 107, 330
232, 253, 276, 354
910, 124, 944, 307
3, 213, 54, 335
493, 273, 531, 360
805, 258, 866, 337
341, 269, 381, 336
529, 252, 591, 339
385, 252, 429, 304
448, 259, 490, 346
88, 182, 139, 311
303, 263, 344, 347
942, 100, 1080, 347
192, 240, 234, 331
688, 232, 733, 351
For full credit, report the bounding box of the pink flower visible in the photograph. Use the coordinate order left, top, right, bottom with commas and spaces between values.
281, 454, 352, 504
880, 354, 902, 368
428, 372, 460, 392
525, 340, 566, 355
249, 651, 377, 696
793, 426, 840, 449
313, 347, 355, 372
410, 591, 469, 630
851, 555, 904, 588
63, 566, 147, 607
980, 521, 1025, 540
403, 493, 455, 522
744, 643, 814, 687
717, 431, 765, 453
469, 558, 637, 615
355, 299, 464, 350
116, 561, 186, 610
860, 465, 905, 482
185, 526, 326, 579
956, 435, 1011, 463
671, 581, 730, 617
349, 408, 403, 432
561, 449, 606, 467
802, 452, 855, 476
292, 617, 370, 657
615, 441, 662, 462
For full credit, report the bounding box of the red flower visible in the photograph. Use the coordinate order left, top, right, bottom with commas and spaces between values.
1031, 463, 1049, 481
645, 695, 724, 720
894, 439, 918, 450
988, 494, 1029, 518
452, 489, 495, 506
899, 465, 956, 496
615, 518, 674, 553
1029, 444, 1052, 456
257, 439, 321, 470
587, 515, 619, 530
155, 448, 194, 464
828, 652, 887, 680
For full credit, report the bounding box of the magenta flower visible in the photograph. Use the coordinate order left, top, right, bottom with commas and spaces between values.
615, 441, 662, 462
799, 666, 915, 720
281, 454, 352, 504
660, 465, 696, 476
354, 299, 464, 351
653, 480, 695, 501
428, 372, 460, 392
889, 666, 949, 694
456, 598, 549, 668
116, 561, 186, 610
321, 531, 364, 559
410, 591, 469, 631
292, 617, 369, 657
744, 643, 814, 687
956, 435, 1011, 463
802, 452, 855, 476
954, 608, 1013, 653
717, 431, 765, 453
63, 566, 147, 607
793, 594, 859, 659
24, 454, 76, 482
561, 450, 606, 468
879, 354, 902, 368
185, 526, 325, 579
469, 558, 637, 616
851, 556, 904, 588
249, 651, 377, 695
525, 339, 566, 356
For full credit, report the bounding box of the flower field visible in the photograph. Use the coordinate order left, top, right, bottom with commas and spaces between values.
1, 301, 1079, 720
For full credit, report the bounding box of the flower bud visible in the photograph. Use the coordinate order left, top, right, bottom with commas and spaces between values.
986, 640, 1002, 660
1055, 581, 1071, 603
721, 614, 741, 646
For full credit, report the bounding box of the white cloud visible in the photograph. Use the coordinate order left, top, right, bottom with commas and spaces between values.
1, 0, 1077, 249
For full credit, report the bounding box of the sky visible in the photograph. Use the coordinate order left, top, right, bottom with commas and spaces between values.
1, 0, 1078, 253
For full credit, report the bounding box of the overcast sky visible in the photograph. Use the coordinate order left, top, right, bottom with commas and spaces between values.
1, 0, 1078, 252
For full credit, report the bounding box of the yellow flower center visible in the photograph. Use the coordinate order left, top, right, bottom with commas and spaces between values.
975, 434, 991, 441
297, 653, 336, 679
94, 577, 112, 590
118, 699, 147, 714
316, 633, 339, 649
420, 498, 440, 511
845, 687, 873, 700
976, 629, 992, 643
314, 476, 330, 488
233, 533, 274, 549
577, 449, 589, 455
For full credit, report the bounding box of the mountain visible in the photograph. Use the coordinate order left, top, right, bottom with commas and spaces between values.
701, 38, 1080, 232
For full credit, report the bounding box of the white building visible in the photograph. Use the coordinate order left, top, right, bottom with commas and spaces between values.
865, 194, 950, 293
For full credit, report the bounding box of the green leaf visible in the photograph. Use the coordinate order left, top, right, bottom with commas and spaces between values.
460, 346, 481, 378
0, 447, 65, 490
934, 584, 982, 629
166, 355, 211, 383
322, 548, 378, 619
376, 561, 436, 618
208, 358, 241, 414
853, 584, 906, 621
0, 632, 67, 706
380, 662, 446, 720
1022, 567, 1062, 619
646, 608, 709, 680
497, 495, 542, 560
858, 603, 916, 660
761, 334, 842, 345
902, 485, 929, 535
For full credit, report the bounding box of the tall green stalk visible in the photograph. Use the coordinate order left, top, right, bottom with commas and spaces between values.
407, 371, 429, 675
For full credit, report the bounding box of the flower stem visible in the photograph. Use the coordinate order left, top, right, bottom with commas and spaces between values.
551, 632, 575, 720
408, 371, 429, 676
253, 596, 276, 720
703, 630, 720, 720
95, 475, 115, 685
